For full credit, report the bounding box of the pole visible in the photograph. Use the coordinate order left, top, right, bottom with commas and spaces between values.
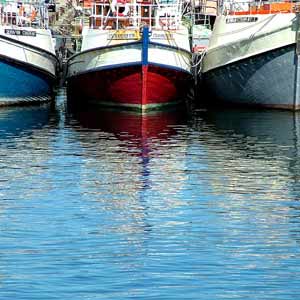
141, 25, 149, 110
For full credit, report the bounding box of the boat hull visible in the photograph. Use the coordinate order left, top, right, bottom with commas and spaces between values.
67, 28, 192, 111
203, 44, 299, 110
0, 26, 57, 104
0, 59, 54, 104
67, 63, 190, 111
202, 13, 300, 110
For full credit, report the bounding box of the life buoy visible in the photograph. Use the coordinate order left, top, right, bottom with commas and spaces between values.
110, 0, 129, 17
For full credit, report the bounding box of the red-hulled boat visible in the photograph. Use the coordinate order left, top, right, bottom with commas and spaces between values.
66, 0, 192, 112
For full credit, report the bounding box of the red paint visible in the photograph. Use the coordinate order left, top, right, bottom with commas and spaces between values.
142, 65, 148, 106
67, 64, 190, 109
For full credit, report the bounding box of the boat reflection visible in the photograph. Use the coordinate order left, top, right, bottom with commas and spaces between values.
68, 106, 188, 157
204, 108, 300, 149
0, 103, 54, 208
0, 103, 52, 140
67, 106, 190, 217
195, 108, 300, 200
188, 109, 300, 277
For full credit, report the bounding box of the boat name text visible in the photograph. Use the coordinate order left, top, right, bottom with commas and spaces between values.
150, 33, 173, 40
226, 17, 258, 23
4, 29, 36, 36
108, 32, 139, 40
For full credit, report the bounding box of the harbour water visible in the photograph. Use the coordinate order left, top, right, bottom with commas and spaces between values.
1, 90, 300, 299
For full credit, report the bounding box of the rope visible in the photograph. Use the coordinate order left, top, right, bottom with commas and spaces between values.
190, 48, 207, 74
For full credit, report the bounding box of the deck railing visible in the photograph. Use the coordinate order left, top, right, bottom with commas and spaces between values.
89, 0, 184, 30
0, 0, 49, 28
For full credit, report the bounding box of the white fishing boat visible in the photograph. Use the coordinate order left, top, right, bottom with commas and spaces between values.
66, 0, 192, 112
0, 0, 57, 104
202, 0, 300, 110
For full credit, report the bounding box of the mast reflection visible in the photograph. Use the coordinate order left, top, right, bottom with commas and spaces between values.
66, 105, 189, 252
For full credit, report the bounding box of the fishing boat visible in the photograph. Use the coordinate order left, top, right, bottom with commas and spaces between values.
202, 0, 300, 110
66, 0, 192, 112
0, 0, 57, 105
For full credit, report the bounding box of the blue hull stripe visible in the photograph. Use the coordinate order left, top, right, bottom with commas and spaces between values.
0, 53, 56, 82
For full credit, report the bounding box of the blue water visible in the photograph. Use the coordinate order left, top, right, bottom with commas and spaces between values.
1, 90, 300, 299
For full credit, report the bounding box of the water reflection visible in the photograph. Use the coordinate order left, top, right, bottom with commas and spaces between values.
188, 109, 300, 201
204, 108, 300, 153
0, 104, 52, 140
66, 105, 190, 234
68, 106, 186, 152
181, 109, 300, 300
2, 100, 300, 300
0, 104, 55, 201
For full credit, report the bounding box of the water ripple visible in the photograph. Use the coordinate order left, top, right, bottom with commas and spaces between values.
0, 98, 300, 299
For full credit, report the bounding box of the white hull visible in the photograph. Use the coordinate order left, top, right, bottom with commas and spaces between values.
203, 13, 296, 73
0, 26, 57, 77
67, 27, 191, 78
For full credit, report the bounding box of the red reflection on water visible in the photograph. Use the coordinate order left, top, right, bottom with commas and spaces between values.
71, 107, 186, 156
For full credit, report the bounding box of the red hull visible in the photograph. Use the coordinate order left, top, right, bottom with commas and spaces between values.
67, 64, 191, 110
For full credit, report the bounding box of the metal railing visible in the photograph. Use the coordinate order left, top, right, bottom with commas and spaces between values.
88, 0, 185, 30
0, 0, 50, 28
186, 0, 217, 30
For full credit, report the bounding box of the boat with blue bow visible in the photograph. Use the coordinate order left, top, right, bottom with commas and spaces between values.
66, 0, 192, 112
0, 0, 57, 105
